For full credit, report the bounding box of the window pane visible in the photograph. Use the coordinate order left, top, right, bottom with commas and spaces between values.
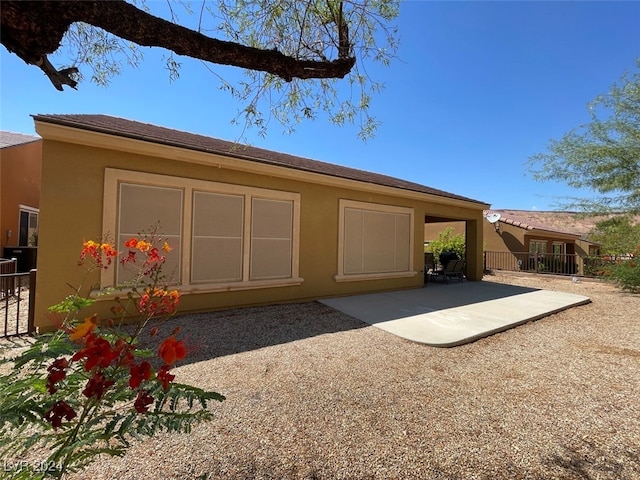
192, 192, 243, 283
343, 208, 364, 274
119, 184, 182, 235
394, 214, 411, 271
118, 184, 182, 284
250, 198, 292, 279
18, 210, 29, 246
250, 239, 292, 279
363, 211, 396, 272
529, 241, 546, 254
192, 237, 242, 282
342, 205, 413, 275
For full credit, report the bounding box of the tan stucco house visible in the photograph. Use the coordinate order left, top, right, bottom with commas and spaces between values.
425, 209, 602, 275
0, 131, 42, 270
33, 114, 489, 332
481, 209, 601, 257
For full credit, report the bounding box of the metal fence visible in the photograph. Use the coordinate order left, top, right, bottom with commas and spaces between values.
1, 258, 36, 337
483, 251, 623, 278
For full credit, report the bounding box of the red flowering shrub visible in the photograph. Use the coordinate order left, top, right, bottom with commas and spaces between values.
0, 228, 225, 479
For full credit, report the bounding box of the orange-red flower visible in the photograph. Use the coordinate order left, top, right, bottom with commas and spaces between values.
156, 364, 175, 391
124, 237, 138, 248
135, 240, 151, 252
82, 371, 115, 399
138, 288, 180, 316
101, 243, 118, 259
162, 242, 172, 253
71, 333, 119, 371
69, 315, 98, 341
158, 335, 186, 365
45, 401, 77, 429
129, 361, 152, 389
79, 240, 117, 268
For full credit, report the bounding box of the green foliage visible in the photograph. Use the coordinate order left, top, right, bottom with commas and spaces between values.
605, 246, 640, 293
53, 0, 400, 140
0, 231, 224, 478
56, 22, 143, 87
216, 0, 400, 140
588, 215, 640, 255
528, 59, 640, 214
427, 227, 466, 262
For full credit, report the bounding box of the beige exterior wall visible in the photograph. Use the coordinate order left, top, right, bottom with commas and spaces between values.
34, 124, 486, 331
424, 221, 465, 243
0, 140, 42, 251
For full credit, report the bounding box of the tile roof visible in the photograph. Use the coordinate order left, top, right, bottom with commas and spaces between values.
484, 209, 640, 239
32, 114, 487, 206
0, 131, 41, 149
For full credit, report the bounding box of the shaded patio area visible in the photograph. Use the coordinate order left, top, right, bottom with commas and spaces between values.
320, 280, 591, 347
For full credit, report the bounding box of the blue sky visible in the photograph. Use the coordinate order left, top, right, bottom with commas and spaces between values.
1, 1, 638, 210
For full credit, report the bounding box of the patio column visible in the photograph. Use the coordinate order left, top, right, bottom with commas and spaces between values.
465, 219, 484, 281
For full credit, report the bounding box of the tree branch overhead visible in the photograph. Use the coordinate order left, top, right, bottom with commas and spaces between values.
0, 0, 356, 90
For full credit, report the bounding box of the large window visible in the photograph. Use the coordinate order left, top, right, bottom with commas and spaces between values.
103, 169, 301, 292
529, 240, 547, 255
336, 199, 415, 282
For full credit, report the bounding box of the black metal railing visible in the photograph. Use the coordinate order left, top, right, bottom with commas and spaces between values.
482, 251, 615, 277
1, 258, 36, 337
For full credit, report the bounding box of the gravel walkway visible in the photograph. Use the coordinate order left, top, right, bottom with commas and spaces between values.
8, 273, 640, 479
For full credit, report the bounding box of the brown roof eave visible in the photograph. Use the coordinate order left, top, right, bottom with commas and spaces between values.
32, 113, 489, 207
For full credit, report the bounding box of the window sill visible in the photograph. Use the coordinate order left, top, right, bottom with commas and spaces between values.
334, 271, 418, 283
92, 277, 304, 299
183, 277, 304, 293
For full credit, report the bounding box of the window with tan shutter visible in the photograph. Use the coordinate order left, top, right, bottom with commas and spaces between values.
336, 199, 415, 282
103, 169, 301, 293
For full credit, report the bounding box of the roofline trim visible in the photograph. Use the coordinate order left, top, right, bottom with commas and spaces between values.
35, 120, 490, 210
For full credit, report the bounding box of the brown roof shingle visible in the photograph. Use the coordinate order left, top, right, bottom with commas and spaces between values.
32, 114, 487, 206
0, 131, 41, 149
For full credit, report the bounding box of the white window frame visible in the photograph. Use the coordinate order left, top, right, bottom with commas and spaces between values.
335, 199, 416, 282
18, 205, 39, 246
102, 168, 302, 293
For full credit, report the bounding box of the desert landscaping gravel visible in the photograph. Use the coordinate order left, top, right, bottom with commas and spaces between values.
4, 273, 640, 479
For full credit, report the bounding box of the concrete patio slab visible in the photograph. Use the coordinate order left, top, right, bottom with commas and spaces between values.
320, 281, 591, 347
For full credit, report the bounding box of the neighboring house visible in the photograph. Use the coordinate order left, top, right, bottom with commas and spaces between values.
483, 209, 605, 255
0, 131, 42, 270
32, 114, 489, 332
425, 209, 603, 274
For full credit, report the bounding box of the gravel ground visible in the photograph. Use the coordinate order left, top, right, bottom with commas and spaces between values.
0, 287, 30, 337
5, 273, 640, 479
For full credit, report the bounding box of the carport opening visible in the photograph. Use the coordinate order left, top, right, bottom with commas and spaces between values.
424, 216, 468, 283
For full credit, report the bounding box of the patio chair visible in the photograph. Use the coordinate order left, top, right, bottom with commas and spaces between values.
427, 258, 459, 283
444, 260, 465, 283
424, 252, 436, 282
